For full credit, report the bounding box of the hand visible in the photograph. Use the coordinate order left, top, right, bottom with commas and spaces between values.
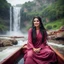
33, 48, 41, 53
22, 44, 27, 49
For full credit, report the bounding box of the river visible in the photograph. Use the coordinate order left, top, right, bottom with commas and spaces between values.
0, 37, 64, 62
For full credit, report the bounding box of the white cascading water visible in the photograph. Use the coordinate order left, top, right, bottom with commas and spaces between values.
8, 6, 23, 36
10, 7, 12, 31
13, 7, 21, 32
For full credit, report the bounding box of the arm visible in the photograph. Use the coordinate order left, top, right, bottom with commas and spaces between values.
27, 28, 34, 49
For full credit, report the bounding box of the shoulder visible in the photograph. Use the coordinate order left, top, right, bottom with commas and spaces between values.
28, 28, 32, 32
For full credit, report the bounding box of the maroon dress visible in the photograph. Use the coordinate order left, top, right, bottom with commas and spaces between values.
24, 28, 57, 64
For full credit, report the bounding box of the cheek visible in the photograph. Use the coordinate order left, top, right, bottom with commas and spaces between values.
34, 22, 40, 26
38, 22, 40, 25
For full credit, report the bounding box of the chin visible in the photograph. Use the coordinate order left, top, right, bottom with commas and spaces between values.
35, 26, 38, 27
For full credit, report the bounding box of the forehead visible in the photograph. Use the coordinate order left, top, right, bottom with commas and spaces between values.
34, 18, 39, 21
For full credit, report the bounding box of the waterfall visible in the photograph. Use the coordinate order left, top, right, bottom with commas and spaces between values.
13, 7, 21, 32
10, 7, 12, 31
8, 6, 23, 36
10, 6, 21, 32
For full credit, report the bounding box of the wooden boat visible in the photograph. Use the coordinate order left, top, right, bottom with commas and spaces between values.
0, 44, 64, 64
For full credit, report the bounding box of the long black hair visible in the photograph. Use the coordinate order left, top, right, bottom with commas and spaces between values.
32, 16, 47, 44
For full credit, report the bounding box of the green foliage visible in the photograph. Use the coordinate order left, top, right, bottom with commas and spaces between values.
41, 0, 64, 21
0, 0, 11, 19
46, 25, 52, 30
45, 18, 64, 30
21, 0, 64, 22
22, 1, 35, 12
0, 0, 64, 31
0, 24, 7, 31
53, 25, 57, 28
0, 0, 11, 33
20, 0, 64, 30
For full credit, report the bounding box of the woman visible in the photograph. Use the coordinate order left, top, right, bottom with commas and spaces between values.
24, 16, 57, 64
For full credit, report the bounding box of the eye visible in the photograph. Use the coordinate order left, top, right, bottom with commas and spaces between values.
34, 20, 39, 22
37, 20, 39, 22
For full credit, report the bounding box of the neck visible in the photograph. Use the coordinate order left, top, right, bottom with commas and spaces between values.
36, 27, 39, 30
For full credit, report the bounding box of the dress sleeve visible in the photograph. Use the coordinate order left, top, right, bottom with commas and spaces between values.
40, 31, 48, 49
27, 28, 34, 49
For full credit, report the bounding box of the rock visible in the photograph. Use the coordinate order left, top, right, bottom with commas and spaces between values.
47, 26, 64, 40
0, 40, 3, 47
10, 39, 18, 45
0, 39, 13, 46
59, 26, 64, 30
0, 38, 18, 47
56, 32, 64, 38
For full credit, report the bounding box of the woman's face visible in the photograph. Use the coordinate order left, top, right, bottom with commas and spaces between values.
33, 18, 40, 28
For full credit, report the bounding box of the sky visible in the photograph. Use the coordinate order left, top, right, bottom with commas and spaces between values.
6, 0, 33, 5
